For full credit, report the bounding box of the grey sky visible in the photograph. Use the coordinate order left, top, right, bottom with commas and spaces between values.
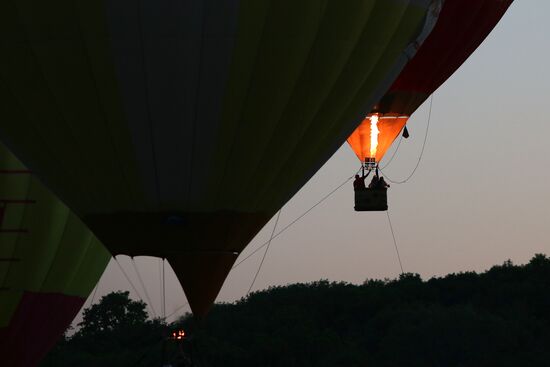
77, 0, 550, 324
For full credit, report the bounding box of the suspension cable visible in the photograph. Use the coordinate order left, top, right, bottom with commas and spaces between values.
87, 281, 99, 308
162, 258, 166, 319
114, 256, 155, 315
380, 133, 404, 170
158, 258, 163, 315
233, 169, 360, 270
379, 94, 434, 184
386, 211, 404, 275
247, 209, 282, 295
131, 258, 158, 318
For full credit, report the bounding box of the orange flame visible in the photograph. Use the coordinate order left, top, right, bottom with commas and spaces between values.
171, 329, 186, 340
369, 114, 380, 159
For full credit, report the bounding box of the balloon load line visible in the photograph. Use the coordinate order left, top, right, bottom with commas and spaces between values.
386, 211, 404, 275
246, 209, 283, 296
162, 258, 166, 320
379, 95, 434, 184
132, 257, 158, 319
234, 171, 360, 270
113, 256, 156, 318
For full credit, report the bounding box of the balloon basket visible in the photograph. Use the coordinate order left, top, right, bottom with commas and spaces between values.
354, 188, 388, 211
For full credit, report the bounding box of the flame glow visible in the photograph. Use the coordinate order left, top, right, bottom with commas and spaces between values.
171, 329, 186, 340
369, 114, 380, 159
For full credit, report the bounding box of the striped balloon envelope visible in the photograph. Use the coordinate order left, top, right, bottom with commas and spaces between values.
0, 143, 110, 367
0, 0, 441, 316
348, 0, 514, 164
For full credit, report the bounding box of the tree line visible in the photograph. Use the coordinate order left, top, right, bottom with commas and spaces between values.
43, 254, 550, 366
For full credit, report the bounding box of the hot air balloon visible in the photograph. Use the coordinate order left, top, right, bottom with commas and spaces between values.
0, 0, 442, 316
0, 143, 110, 367
347, 0, 513, 210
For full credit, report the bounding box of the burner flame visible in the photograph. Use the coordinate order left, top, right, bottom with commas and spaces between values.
369, 115, 379, 159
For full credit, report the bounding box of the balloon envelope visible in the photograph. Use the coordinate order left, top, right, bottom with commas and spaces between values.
0, 144, 110, 367
0, 0, 440, 316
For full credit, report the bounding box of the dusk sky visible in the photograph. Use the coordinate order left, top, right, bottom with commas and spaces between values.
77, 0, 550, 324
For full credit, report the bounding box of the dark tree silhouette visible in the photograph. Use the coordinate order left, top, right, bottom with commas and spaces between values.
43, 254, 550, 367
76, 291, 148, 337
43, 291, 166, 367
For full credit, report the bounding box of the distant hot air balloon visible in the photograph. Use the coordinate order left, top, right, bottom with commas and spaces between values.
0, 0, 442, 316
348, 0, 514, 167
0, 144, 110, 367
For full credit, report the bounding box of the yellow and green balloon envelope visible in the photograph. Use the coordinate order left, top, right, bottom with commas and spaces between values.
0, 0, 440, 317
0, 143, 110, 367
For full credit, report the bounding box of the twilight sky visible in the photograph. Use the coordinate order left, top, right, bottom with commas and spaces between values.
77, 0, 550, 324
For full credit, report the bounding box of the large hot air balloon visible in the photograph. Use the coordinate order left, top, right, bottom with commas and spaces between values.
348, 0, 514, 166
0, 0, 442, 316
0, 144, 110, 367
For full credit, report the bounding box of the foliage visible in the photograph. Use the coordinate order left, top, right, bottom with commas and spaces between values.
76, 291, 149, 337
43, 254, 550, 367
42, 291, 166, 367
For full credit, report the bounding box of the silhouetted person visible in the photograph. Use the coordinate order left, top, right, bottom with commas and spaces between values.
378, 176, 390, 189
368, 175, 379, 189
353, 172, 369, 190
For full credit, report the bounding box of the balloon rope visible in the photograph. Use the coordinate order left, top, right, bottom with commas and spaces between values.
233, 168, 360, 270
162, 258, 166, 319
380, 132, 404, 170
114, 256, 149, 309
158, 258, 163, 316
131, 258, 158, 318
380, 94, 434, 184
386, 211, 404, 275
246, 209, 282, 296
87, 281, 100, 308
